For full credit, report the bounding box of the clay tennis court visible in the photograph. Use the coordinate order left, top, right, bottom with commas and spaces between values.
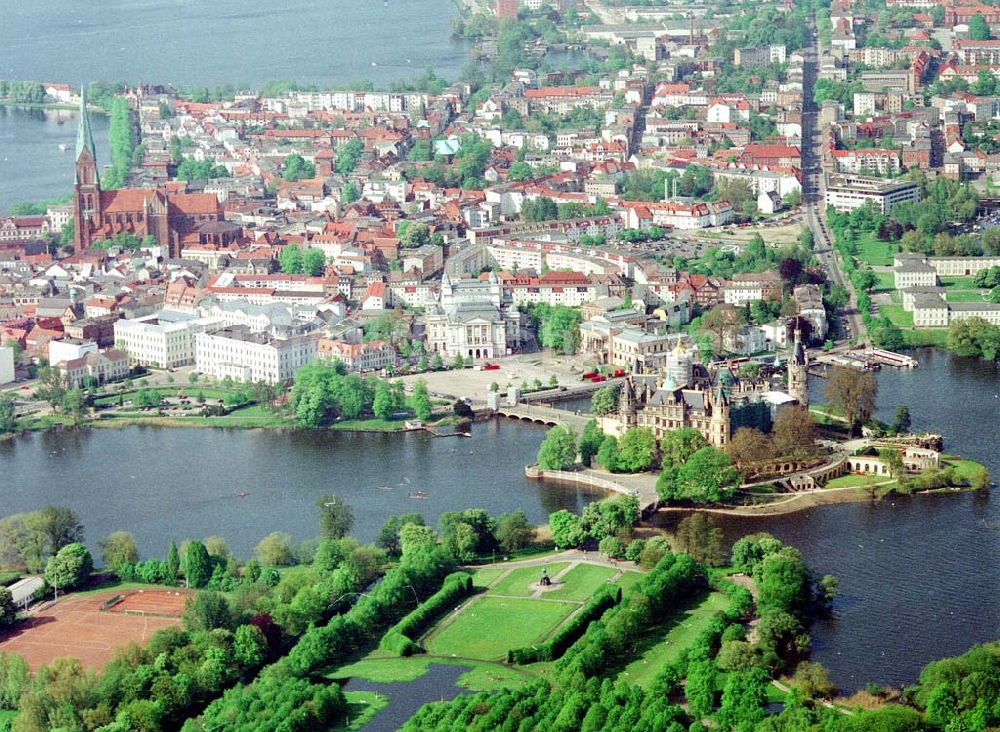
0, 589, 191, 671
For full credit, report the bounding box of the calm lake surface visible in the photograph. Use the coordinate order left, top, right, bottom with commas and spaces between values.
0, 106, 109, 215
0, 418, 601, 559
0, 0, 471, 89
659, 348, 1000, 690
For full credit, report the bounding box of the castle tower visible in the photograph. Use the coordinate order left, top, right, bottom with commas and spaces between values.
618, 377, 637, 432
788, 324, 809, 407
73, 86, 101, 249
709, 384, 731, 447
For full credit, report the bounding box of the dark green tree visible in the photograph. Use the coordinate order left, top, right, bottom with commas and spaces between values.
167, 540, 180, 579
536, 426, 577, 470
579, 419, 604, 467
44, 542, 93, 591
496, 511, 534, 554
184, 540, 212, 588
317, 495, 354, 540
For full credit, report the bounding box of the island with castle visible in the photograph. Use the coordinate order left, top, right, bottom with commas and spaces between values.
523, 327, 977, 516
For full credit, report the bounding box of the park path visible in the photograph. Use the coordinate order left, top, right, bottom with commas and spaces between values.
464, 549, 639, 574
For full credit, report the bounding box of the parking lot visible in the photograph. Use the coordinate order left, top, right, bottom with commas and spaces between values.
393, 351, 600, 401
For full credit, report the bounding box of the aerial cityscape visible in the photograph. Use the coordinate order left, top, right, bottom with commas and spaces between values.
0, 0, 997, 730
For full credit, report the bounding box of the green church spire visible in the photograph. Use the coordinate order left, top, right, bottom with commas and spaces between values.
75, 84, 97, 164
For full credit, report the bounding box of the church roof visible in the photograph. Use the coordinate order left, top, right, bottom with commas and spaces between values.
169, 192, 223, 216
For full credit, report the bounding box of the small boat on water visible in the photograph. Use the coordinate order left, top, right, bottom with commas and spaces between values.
407, 490, 428, 500
235, 491, 249, 498
58, 143, 68, 151
377, 485, 393, 491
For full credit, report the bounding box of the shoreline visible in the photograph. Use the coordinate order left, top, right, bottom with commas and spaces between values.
531, 465, 990, 519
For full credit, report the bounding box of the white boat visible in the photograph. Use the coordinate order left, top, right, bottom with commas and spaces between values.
58, 143, 68, 152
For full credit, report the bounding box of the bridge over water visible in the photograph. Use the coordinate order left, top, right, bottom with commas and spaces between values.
495, 403, 592, 432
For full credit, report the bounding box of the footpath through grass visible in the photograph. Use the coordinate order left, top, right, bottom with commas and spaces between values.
616, 590, 730, 689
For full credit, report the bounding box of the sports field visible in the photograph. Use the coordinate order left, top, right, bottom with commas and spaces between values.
0, 589, 190, 670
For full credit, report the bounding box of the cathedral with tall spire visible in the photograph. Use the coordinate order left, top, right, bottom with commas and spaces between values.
72, 88, 235, 256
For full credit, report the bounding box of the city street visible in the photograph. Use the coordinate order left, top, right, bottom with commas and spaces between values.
801, 10, 867, 343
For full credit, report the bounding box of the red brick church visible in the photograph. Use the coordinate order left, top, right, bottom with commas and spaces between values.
73, 89, 237, 258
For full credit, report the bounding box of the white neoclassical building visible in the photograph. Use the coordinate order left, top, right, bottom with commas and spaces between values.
424, 272, 522, 360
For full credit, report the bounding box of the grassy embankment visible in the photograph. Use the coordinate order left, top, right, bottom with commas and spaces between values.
7, 383, 458, 434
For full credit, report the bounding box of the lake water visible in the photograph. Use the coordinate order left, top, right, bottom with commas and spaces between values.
1, 0, 471, 89
0, 0, 470, 215
0, 419, 601, 560
0, 106, 109, 215
658, 348, 1000, 690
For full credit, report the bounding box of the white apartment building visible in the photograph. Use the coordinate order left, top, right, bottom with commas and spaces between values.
645, 201, 734, 230
318, 339, 395, 373
930, 256, 1000, 277
195, 327, 318, 384
48, 339, 98, 368
824, 175, 921, 214
114, 313, 226, 369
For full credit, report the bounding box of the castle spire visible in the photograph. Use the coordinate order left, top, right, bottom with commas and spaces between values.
75, 84, 98, 181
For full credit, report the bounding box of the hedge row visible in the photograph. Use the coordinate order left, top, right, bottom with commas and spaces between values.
556, 553, 704, 686
189, 548, 457, 729
507, 585, 621, 665
379, 571, 474, 656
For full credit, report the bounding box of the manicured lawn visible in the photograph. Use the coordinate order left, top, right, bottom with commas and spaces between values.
857, 238, 897, 266
826, 473, 894, 489
940, 275, 980, 290
489, 563, 569, 598
71, 580, 177, 597
880, 304, 913, 327
542, 563, 617, 601
329, 652, 536, 691
470, 566, 506, 589
424, 596, 574, 660
331, 417, 410, 432
616, 591, 730, 689
874, 272, 895, 292
944, 290, 986, 302
942, 456, 987, 483
614, 570, 645, 594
